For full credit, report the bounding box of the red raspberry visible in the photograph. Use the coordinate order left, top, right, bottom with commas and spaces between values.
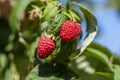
37, 37, 56, 59
60, 20, 82, 42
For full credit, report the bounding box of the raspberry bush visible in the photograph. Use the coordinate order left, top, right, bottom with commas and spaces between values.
0, 0, 120, 80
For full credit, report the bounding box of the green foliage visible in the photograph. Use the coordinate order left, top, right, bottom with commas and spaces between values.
0, 0, 120, 80
4, 62, 20, 80
29, 37, 40, 63
95, 72, 113, 80
26, 63, 78, 80
0, 53, 8, 72
112, 65, 120, 80
42, 1, 60, 21
71, 2, 98, 59
9, 0, 35, 33
86, 48, 110, 68
24, 0, 99, 79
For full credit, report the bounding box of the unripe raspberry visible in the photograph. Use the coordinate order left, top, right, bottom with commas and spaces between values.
37, 37, 56, 59
60, 20, 82, 42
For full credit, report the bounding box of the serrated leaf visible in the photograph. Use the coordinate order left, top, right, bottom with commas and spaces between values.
69, 9, 81, 22
9, 0, 34, 32
26, 63, 77, 80
86, 48, 110, 68
62, 11, 73, 20
72, 2, 98, 58
42, 1, 60, 21
112, 65, 120, 80
62, 8, 81, 22
47, 14, 67, 35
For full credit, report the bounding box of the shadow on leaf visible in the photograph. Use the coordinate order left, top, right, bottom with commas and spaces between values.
26, 63, 78, 80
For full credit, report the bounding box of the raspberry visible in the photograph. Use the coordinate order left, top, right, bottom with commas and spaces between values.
60, 20, 82, 42
37, 37, 56, 59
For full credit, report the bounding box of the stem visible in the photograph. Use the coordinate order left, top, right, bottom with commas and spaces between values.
110, 55, 114, 64
66, 0, 70, 10
18, 32, 29, 48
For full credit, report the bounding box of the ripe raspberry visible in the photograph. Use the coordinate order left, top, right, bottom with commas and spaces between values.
37, 37, 56, 59
60, 20, 82, 42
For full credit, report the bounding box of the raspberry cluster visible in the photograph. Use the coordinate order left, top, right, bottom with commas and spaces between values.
37, 20, 82, 59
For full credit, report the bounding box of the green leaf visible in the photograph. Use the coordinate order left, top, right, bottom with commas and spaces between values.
86, 48, 110, 68
88, 43, 113, 57
62, 8, 81, 22
28, 37, 40, 63
69, 49, 80, 59
42, 1, 60, 21
5, 42, 14, 52
112, 65, 120, 80
89, 43, 120, 65
43, 14, 68, 62
81, 74, 110, 80
62, 11, 73, 21
4, 62, 20, 80
54, 37, 80, 62
95, 72, 113, 80
0, 53, 8, 71
9, 0, 34, 33
26, 63, 78, 80
47, 14, 67, 35
72, 2, 98, 58
5, 34, 15, 52
69, 9, 81, 22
